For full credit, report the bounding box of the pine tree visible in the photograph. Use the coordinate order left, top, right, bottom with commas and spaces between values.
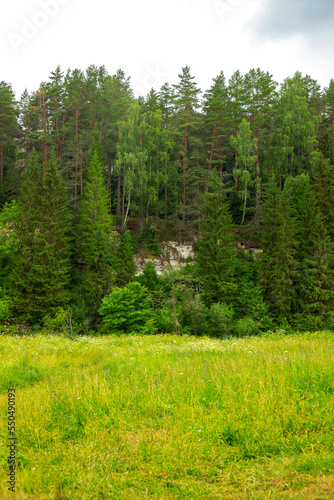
64, 68, 86, 205
202, 71, 231, 184
46, 66, 65, 163
11, 151, 71, 322
159, 83, 175, 220
173, 66, 201, 225
195, 193, 236, 306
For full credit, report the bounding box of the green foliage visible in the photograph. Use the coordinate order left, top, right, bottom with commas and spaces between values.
99, 281, 155, 334
76, 146, 117, 322
234, 317, 259, 337
312, 155, 334, 240
10, 151, 71, 321
81, 229, 117, 319
42, 307, 71, 333
137, 260, 160, 291
195, 193, 236, 306
0, 200, 18, 287
180, 297, 209, 336
138, 225, 161, 256
116, 231, 136, 287
207, 303, 234, 338
0, 288, 12, 324
230, 251, 268, 321
259, 178, 297, 320
154, 307, 174, 333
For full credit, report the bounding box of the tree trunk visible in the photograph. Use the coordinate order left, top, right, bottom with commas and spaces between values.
183, 115, 188, 226
121, 194, 131, 233
205, 122, 216, 192
75, 104, 79, 208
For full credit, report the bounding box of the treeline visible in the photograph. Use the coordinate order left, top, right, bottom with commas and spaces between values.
0, 65, 334, 335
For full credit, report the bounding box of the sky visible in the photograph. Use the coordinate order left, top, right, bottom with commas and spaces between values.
2, 0, 334, 100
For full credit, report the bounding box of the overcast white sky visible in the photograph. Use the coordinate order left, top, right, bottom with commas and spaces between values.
2, 0, 334, 100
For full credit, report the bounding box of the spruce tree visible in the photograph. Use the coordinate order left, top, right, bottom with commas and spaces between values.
0, 82, 19, 198
195, 193, 236, 306
284, 174, 334, 327
312, 155, 334, 240
173, 66, 201, 225
259, 178, 297, 322
202, 71, 231, 183
11, 151, 71, 322
76, 147, 117, 320
115, 232, 136, 287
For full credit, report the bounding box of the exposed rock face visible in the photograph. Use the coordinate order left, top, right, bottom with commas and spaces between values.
134, 241, 262, 275
135, 241, 194, 276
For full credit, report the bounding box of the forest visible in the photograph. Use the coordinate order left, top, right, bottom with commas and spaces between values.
1, 64, 334, 336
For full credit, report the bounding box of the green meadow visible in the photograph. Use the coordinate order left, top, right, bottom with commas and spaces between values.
0, 332, 334, 499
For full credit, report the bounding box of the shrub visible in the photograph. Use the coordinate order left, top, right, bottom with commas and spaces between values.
207, 303, 233, 337
154, 307, 174, 333
99, 282, 156, 334
138, 260, 160, 291
0, 297, 12, 324
324, 311, 334, 331
180, 297, 208, 336
234, 317, 259, 337
42, 307, 72, 333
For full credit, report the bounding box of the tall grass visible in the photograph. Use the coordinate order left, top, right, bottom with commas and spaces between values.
0, 332, 334, 499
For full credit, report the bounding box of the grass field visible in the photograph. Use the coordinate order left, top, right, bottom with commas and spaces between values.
0, 331, 334, 499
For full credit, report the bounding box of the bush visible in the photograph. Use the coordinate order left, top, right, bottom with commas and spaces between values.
99, 282, 156, 334
234, 317, 259, 337
180, 297, 208, 336
324, 311, 334, 331
154, 307, 174, 333
137, 260, 160, 291
0, 297, 12, 324
42, 307, 73, 333
292, 313, 325, 332
207, 303, 233, 337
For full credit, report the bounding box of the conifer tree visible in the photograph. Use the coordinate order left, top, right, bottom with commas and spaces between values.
259, 178, 297, 322
202, 71, 231, 184
11, 151, 71, 321
284, 174, 334, 327
0, 82, 19, 193
173, 66, 201, 224
312, 155, 334, 240
115, 231, 136, 287
195, 193, 236, 306
76, 146, 117, 320
159, 83, 176, 219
